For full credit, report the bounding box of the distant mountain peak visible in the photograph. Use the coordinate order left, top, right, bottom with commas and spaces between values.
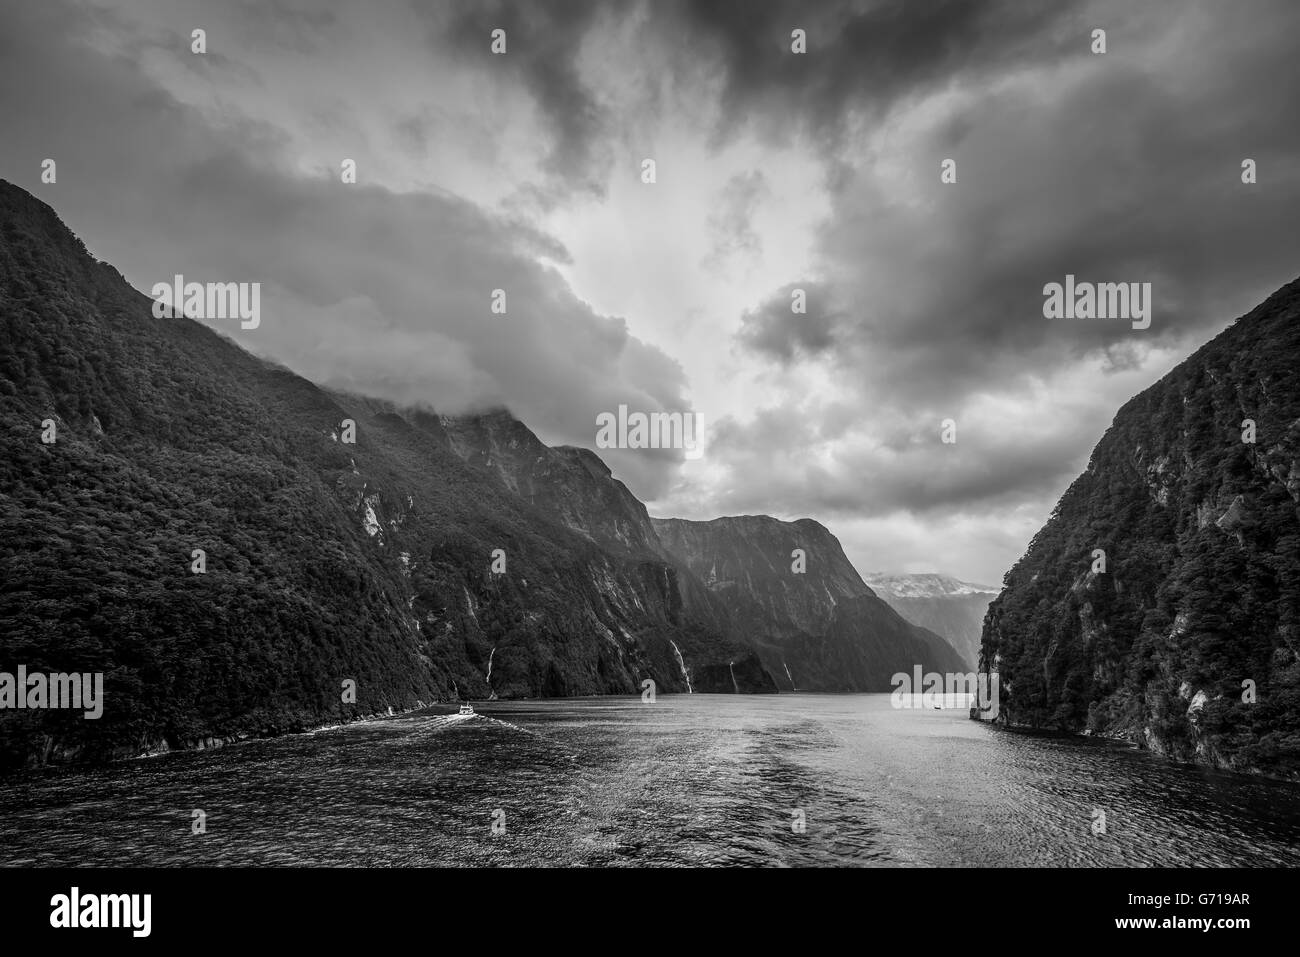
864, 572, 999, 599
652, 516, 966, 689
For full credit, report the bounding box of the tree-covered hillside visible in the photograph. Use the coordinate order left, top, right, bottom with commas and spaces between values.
0, 179, 972, 771
982, 276, 1300, 778
0, 181, 766, 769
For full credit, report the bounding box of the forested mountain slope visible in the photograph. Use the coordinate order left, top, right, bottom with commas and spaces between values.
981, 276, 1300, 778
0, 180, 772, 768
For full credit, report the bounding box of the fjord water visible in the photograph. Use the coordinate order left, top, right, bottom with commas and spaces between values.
2, 694, 1298, 867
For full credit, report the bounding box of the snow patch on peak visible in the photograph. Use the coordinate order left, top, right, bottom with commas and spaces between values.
863, 572, 998, 598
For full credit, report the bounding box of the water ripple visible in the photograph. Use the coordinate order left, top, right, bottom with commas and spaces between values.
1, 695, 1297, 866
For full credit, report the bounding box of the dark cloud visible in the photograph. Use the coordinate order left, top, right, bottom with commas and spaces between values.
665, 0, 1089, 148
711, 0, 1300, 554
415, 0, 1090, 199
736, 281, 839, 362
0, 0, 690, 499
6, 0, 1297, 584
734, 0, 1300, 409
696, 400, 1089, 521
423, 0, 629, 201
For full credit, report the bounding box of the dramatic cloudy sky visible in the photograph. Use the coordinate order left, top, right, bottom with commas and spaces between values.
3, 0, 1299, 584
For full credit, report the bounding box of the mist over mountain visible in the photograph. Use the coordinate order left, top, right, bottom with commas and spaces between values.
0, 181, 962, 768
863, 574, 998, 670
981, 276, 1300, 778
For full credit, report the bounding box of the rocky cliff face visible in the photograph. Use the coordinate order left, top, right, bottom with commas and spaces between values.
980, 275, 1300, 779
0, 181, 773, 769
439, 411, 670, 560
864, 574, 998, 670
0, 180, 970, 768
653, 516, 966, 691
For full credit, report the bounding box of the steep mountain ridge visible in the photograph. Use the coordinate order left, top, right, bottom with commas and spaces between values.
653, 516, 966, 690
0, 180, 772, 768
981, 275, 1300, 778
437, 411, 968, 692
0, 179, 968, 768
439, 410, 672, 560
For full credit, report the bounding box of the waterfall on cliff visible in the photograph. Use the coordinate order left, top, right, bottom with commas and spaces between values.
485, 647, 498, 701
669, 640, 693, 694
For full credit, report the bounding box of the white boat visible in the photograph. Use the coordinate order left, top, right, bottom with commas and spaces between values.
458, 703, 475, 715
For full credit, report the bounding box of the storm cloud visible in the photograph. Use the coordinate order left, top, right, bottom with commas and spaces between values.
2, 0, 1296, 582
0, 0, 703, 497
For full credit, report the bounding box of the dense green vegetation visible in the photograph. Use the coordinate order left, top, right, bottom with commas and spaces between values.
982, 276, 1300, 778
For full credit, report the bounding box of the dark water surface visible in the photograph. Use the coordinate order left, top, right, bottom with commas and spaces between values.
2, 694, 1298, 866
